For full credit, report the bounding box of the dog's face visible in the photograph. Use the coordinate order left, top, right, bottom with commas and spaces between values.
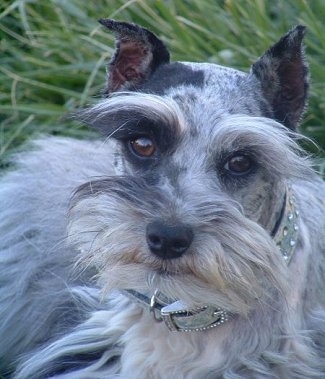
68, 21, 310, 316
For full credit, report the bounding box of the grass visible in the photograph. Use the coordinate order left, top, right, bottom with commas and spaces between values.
0, 0, 324, 171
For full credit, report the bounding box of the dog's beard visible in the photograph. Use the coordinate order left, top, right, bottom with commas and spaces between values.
98, 238, 285, 315
68, 187, 288, 316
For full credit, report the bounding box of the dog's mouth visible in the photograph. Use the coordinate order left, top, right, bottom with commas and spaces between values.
154, 267, 179, 278
152, 258, 186, 276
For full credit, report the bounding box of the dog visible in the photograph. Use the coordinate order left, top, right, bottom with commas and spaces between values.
0, 19, 325, 378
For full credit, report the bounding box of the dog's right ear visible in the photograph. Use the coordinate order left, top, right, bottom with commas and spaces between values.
99, 19, 170, 94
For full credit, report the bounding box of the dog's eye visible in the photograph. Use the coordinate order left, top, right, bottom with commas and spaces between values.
224, 154, 253, 175
128, 136, 156, 158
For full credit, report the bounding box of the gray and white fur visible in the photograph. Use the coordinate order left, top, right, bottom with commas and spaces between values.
0, 20, 324, 378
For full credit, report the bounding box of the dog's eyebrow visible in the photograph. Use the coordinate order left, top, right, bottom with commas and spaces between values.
103, 116, 166, 140
77, 92, 187, 138
212, 115, 312, 179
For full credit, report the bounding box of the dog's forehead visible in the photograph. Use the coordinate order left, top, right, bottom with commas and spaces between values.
181, 61, 247, 87
142, 61, 247, 93
141, 61, 267, 119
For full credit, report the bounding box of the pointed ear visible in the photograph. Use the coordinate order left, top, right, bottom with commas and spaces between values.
251, 25, 309, 131
99, 19, 170, 94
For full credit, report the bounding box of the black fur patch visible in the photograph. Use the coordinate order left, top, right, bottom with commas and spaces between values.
139, 62, 205, 95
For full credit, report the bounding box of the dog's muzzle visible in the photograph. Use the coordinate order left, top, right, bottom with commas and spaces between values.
126, 185, 299, 332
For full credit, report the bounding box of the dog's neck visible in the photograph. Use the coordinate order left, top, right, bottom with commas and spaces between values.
126, 185, 299, 332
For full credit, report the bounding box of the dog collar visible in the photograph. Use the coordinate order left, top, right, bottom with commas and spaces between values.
125, 186, 299, 332
125, 289, 228, 332
272, 186, 299, 264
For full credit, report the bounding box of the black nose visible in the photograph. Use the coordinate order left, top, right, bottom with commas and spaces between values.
146, 221, 194, 259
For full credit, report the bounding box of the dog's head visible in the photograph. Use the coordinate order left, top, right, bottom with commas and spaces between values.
68, 21, 311, 316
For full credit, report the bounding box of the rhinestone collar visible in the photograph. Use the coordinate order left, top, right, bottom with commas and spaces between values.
125, 289, 228, 332
272, 186, 299, 263
125, 186, 299, 332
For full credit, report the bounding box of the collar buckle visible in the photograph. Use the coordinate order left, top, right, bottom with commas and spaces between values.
160, 303, 228, 332
150, 291, 228, 332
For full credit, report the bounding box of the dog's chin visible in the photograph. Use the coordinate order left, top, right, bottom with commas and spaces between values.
97, 261, 272, 316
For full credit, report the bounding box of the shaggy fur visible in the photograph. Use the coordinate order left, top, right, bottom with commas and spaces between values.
0, 20, 324, 378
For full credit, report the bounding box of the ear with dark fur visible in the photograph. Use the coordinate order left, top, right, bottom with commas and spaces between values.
99, 19, 170, 94
251, 25, 309, 131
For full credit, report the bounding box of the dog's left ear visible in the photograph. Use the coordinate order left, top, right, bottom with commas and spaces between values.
251, 25, 308, 131
99, 19, 170, 94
